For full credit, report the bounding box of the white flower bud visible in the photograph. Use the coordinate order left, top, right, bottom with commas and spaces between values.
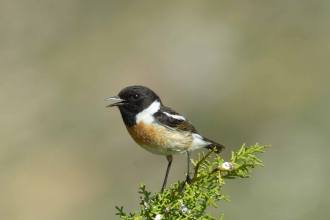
221, 162, 234, 170
179, 201, 190, 214
155, 214, 162, 220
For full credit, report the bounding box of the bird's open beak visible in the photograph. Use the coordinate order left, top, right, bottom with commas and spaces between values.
105, 96, 127, 107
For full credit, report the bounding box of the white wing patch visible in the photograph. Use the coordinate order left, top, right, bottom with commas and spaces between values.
163, 112, 186, 120
191, 133, 210, 151
136, 100, 161, 125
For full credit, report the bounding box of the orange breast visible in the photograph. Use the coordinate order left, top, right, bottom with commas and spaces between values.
126, 122, 168, 147
126, 122, 193, 155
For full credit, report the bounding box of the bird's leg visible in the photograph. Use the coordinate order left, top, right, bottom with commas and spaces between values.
160, 155, 173, 193
186, 150, 192, 183
149, 156, 172, 200
181, 150, 192, 193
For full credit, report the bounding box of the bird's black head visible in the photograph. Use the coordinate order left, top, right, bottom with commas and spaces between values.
106, 85, 161, 127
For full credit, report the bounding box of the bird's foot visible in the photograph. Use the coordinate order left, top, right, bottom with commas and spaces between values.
181, 175, 192, 193
149, 194, 159, 201
149, 188, 164, 201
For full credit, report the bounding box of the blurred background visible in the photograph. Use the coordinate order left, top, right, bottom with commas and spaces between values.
1, 1, 329, 219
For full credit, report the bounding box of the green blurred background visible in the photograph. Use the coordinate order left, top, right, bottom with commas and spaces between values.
1, 1, 329, 219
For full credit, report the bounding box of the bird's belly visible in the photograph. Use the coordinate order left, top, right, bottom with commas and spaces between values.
126, 122, 192, 155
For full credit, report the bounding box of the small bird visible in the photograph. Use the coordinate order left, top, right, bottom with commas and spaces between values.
106, 85, 225, 193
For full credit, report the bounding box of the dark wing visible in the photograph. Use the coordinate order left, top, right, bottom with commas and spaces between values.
153, 106, 198, 133
154, 106, 226, 154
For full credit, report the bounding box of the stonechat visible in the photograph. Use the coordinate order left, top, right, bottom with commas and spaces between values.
106, 85, 225, 192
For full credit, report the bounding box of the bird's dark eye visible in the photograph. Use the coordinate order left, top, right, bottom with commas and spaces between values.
132, 94, 140, 101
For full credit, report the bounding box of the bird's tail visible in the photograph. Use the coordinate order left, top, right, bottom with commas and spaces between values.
203, 138, 226, 154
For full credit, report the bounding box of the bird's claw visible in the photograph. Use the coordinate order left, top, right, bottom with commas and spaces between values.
181, 175, 192, 193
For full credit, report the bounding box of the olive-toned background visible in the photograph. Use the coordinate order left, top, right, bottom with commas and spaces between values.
1, 1, 329, 219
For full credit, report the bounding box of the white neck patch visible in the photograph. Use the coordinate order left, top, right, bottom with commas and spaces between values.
136, 100, 161, 125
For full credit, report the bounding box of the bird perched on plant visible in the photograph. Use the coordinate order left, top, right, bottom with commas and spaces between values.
106, 85, 225, 193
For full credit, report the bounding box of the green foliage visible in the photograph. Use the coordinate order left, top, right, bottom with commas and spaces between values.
115, 143, 270, 220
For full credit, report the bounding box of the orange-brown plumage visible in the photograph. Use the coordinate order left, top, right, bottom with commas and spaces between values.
126, 121, 192, 155
126, 122, 167, 147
